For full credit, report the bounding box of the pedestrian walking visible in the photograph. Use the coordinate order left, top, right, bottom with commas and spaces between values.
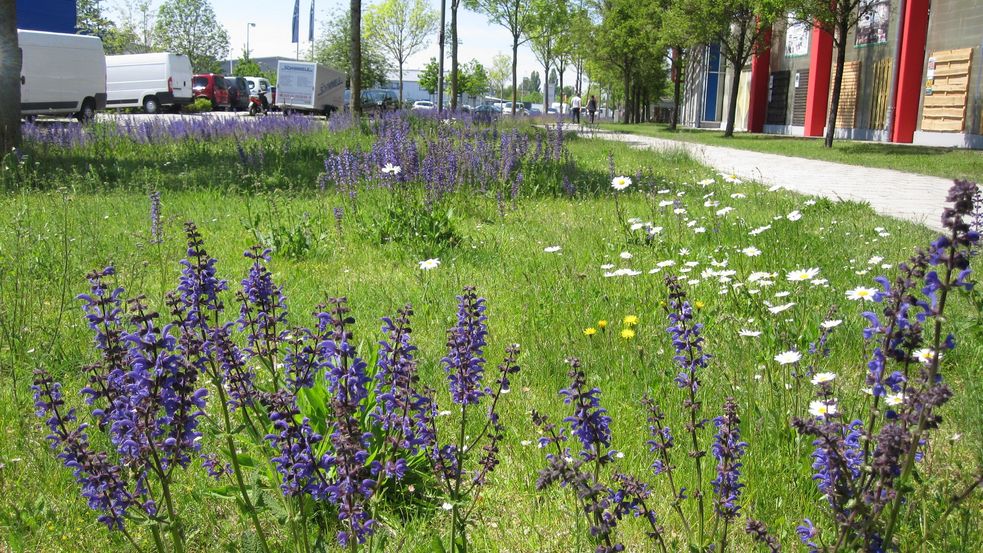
586, 95, 597, 124
570, 93, 582, 124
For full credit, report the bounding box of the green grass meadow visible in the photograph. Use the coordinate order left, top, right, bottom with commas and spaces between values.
1, 120, 981, 552
598, 122, 983, 183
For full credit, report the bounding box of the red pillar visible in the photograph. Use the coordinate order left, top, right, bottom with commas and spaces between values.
747, 28, 772, 133
892, 0, 930, 143
804, 26, 833, 137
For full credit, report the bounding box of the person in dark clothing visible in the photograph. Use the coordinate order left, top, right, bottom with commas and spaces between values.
587, 95, 598, 124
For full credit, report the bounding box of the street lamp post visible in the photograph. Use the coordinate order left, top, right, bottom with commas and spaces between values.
246, 22, 256, 59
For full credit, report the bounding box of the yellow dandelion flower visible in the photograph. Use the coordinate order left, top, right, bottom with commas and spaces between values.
598, 320, 608, 329
694, 301, 705, 310
584, 327, 597, 336
623, 315, 639, 326
620, 328, 636, 340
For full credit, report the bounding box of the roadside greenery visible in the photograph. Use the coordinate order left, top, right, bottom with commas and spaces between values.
1, 114, 980, 552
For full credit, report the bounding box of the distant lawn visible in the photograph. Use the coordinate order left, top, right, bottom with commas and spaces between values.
597, 122, 983, 182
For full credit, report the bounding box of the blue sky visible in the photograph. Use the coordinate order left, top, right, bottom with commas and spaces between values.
144, 0, 551, 83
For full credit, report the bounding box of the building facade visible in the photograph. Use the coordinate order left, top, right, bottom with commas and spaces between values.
16, 0, 76, 34
680, 0, 983, 148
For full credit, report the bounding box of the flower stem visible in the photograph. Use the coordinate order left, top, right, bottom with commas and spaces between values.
216, 382, 273, 553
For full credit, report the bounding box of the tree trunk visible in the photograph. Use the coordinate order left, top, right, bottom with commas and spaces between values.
437, 0, 446, 111
575, 59, 582, 95
723, 58, 742, 137
670, 47, 682, 130
1, 0, 21, 152
399, 63, 404, 106
350, 0, 362, 115
825, 19, 849, 148
542, 60, 549, 115
558, 61, 564, 102
622, 60, 630, 124
450, 3, 458, 111
510, 38, 518, 115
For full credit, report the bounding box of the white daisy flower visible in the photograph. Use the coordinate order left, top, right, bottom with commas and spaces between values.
787, 210, 802, 221
419, 258, 441, 270
811, 372, 836, 385
543, 246, 561, 253
748, 271, 774, 282
787, 268, 821, 281
885, 393, 905, 407
820, 319, 843, 329
749, 225, 772, 236
611, 176, 632, 190
768, 302, 796, 314
620, 251, 633, 260
846, 287, 879, 301
381, 163, 402, 175
774, 350, 802, 365
809, 400, 837, 418
913, 348, 940, 365
741, 246, 761, 257
739, 329, 761, 337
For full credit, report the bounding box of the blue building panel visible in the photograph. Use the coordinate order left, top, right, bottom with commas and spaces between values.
703, 43, 721, 122
16, 0, 77, 34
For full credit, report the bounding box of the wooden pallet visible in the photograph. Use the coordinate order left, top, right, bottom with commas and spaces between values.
869, 59, 892, 130
921, 48, 973, 132
830, 61, 860, 128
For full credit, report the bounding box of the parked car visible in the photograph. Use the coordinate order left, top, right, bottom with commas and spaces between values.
502, 102, 527, 116
18, 29, 107, 121
473, 103, 501, 123
361, 89, 399, 112
105, 53, 192, 114
244, 76, 274, 104
411, 100, 435, 111
191, 73, 230, 110
224, 76, 251, 111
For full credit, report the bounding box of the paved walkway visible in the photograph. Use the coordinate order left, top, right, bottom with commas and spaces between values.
584, 129, 953, 231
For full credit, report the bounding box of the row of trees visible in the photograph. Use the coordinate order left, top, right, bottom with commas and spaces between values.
580, 0, 879, 145
77, 0, 231, 74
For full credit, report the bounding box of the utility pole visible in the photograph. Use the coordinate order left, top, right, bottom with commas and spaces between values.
437, 0, 446, 112
246, 22, 255, 58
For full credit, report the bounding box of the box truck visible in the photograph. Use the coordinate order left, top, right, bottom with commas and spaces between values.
275, 61, 344, 117
18, 29, 107, 121
105, 53, 194, 113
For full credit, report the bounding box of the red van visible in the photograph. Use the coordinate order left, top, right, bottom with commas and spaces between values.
192, 73, 230, 110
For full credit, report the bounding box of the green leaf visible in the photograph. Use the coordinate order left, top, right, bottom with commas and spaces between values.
239, 530, 263, 553
205, 485, 240, 500
430, 536, 448, 553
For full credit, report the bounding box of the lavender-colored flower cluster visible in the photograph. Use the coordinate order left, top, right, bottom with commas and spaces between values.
22, 114, 320, 148
791, 179, 982, 550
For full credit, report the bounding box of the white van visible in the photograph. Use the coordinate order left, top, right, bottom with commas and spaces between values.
18, 29, 106, 121
106, 53, 193, 113
244, 76, 272, 99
